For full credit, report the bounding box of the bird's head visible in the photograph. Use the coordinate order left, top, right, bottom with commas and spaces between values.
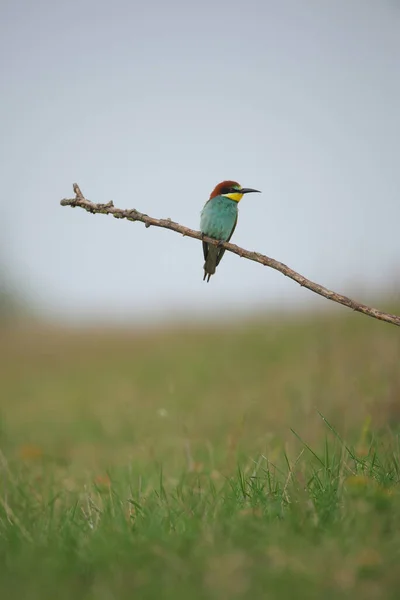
209, 180, 261, 202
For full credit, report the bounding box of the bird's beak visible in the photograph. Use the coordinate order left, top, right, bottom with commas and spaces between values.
240, 187, 261, 194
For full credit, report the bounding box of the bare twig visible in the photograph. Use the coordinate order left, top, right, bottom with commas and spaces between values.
60, 184, 400, 328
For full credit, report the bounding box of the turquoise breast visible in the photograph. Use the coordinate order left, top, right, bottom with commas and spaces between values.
200, 195, 238, 240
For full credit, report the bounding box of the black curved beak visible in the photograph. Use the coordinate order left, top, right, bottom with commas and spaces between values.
241, 187, 261, 194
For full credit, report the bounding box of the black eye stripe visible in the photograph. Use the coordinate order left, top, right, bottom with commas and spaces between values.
221, 187, 239, 194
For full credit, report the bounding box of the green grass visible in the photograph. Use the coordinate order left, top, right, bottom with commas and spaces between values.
0, 309, 400, 598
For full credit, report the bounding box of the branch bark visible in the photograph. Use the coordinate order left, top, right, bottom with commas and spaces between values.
60, 183, 400, 328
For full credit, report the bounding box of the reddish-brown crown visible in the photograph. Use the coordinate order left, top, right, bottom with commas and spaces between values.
209, 180, 241, 199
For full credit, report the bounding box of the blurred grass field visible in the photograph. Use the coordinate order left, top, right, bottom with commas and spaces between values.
1, 306, 400, 599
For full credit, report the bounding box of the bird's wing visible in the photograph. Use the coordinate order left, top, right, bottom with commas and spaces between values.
216, 215, 237, 266
202, 240, 208, 261
201, 199, 213, 261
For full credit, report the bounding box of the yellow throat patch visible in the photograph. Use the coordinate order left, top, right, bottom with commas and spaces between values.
222, 192, 243, 202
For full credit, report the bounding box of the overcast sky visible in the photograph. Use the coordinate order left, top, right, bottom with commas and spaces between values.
1, 0, 399, 322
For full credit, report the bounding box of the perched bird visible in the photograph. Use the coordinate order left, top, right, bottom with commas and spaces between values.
200, 180, 261, 281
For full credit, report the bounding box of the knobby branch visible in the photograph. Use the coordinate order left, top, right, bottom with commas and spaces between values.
60, 183, 400, 328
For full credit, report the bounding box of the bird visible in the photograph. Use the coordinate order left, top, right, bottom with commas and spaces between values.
200, 180, 261, 282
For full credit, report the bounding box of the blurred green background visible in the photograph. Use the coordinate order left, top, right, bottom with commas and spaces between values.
1, 254, 400, 598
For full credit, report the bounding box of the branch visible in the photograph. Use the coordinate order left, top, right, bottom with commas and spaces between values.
60, 184, 400, 328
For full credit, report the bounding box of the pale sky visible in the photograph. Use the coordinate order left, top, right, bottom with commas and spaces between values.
1, 0, 399, 322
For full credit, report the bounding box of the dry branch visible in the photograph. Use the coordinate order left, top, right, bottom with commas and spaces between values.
60, 184, 400, 328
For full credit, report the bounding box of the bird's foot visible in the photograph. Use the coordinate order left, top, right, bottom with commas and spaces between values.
216, 240, 224, 248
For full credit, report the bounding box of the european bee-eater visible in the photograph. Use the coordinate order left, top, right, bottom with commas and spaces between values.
200, 180, 261, 281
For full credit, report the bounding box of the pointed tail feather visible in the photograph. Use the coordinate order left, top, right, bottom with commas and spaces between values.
203, 244, 219, 282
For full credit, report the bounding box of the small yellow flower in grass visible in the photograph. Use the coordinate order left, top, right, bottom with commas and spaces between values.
355, 445, 369, 457
189, 462, 204, 473
94, 474, 111, 490
18, 444, 43, 461
345, 475, 372, 489
356, 548, 383, 577
345, 475, 394, 510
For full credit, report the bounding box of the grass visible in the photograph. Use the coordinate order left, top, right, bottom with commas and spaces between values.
0, 307, 400, 598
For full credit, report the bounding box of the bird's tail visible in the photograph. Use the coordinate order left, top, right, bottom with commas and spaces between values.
203, 244, 219, 282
